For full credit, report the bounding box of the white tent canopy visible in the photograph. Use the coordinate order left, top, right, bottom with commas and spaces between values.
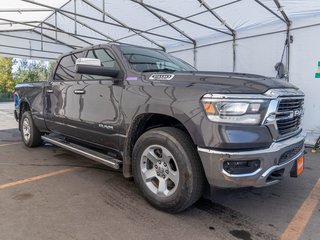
0, 0, 319, 61
1, 0, 320, 143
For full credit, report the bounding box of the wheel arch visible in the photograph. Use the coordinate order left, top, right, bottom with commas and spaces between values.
18, 99, 31, 130
122, 112, 197, 178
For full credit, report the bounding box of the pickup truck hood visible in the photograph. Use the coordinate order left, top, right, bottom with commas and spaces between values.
144, 71, 297, 94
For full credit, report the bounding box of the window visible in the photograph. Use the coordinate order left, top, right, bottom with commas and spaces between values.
81, 48, 119, 80
119, 45, 196, 72
54, 52, 83, 81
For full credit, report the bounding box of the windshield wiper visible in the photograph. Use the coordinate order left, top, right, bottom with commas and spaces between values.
142, 68, 177, 73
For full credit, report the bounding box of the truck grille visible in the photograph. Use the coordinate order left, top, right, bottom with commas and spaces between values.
276, 98, 304, 136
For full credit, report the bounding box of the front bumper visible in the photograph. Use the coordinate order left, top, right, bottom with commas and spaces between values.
198, 132, 305, 188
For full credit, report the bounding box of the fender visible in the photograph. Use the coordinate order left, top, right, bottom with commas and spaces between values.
122, 103, 203, 178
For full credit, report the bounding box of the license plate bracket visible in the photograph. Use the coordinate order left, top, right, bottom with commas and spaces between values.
290, 155, 304, 178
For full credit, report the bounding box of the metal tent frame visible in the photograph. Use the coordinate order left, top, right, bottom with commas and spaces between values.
0, 0, 317, 79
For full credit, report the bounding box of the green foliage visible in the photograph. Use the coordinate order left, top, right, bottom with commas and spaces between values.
13, 59, 51, 83
48, 61, 57, 75
0, 57, 14, 94
0, 58, 55, 95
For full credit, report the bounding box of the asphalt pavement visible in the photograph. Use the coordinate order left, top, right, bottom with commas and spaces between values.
0, 102, 319, 240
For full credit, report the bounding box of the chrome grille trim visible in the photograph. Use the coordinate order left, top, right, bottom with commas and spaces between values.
276, 97, 304, 136
263, 88, 304, 141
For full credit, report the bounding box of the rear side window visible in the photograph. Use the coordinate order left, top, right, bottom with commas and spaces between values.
81, 48, 119, 80
54, 52, 83, 81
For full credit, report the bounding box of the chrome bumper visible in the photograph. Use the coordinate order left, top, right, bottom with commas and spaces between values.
197, 133, 305, 188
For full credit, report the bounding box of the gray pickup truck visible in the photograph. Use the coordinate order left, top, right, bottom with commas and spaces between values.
14, 44, 305, 212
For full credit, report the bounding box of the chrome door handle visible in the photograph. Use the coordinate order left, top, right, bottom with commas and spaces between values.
46, 89, 53, 93
74, 89, 86, 94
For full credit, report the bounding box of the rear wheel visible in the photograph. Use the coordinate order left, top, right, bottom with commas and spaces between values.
132, 127, 204, 213
20, 111, 42, 147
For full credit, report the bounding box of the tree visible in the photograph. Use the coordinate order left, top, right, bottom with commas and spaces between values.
48, 61, 57, 75
0, 57, 14, 94
13, 59, 51, 83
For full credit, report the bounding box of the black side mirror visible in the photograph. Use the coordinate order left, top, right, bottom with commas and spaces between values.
75, 58, 119, 78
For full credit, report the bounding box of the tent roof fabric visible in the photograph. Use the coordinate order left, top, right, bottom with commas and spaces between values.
0, 0, 319, 60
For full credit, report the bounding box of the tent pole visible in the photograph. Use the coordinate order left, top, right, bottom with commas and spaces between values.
41, 23, 43, 51
115, 0, 240, 43
193, 45, 197, 68
0, 32, 80, 47
81, 0, 166, 51
74, 0, 77, 34
58, 11, 115, 41
33, 29, 77, 49
21, 0, 190, 44
273, 0, 291, 81
0, 51, 57, 60
102, 0, 105, 22
0, 17, 95, 46
43, 22, 94, 46
135, 1, 195, 45
197, 0, 236, 71
0, 43, 63, 54
29, 40, 32, 59
130, 0, 231, 36
286, 25, 291, 81
233, 34, 236, 72
55, 11, 57, 40
254, 0, 286, 24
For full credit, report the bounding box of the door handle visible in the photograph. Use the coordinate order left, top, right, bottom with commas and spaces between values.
74, 89, 86, 94
46, 89, 53, 93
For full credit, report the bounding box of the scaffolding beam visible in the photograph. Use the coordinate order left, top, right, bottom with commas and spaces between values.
134, 1, 195, 45
21, 0, 190, 44
81, 0, 165, 51
273, 0, 291, 81
115, 0, 241, 43
273, 0, 291, 25
197, 0, 235, 35
254, 0, 287, 24
132, 0, 197, 66
33, 29, 77, 49
197, 0, 236, 71
130, 0, 231, 36
0, 51, 57, 60
43, 22, 94, 46
0, 31, 79, 47
0, 43, 63, 55
58, 11, 115, 41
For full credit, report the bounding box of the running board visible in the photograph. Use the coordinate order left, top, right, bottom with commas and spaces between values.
41, 135, 122, 170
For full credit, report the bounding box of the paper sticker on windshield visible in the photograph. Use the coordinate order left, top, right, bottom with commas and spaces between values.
149, 74, 175, 81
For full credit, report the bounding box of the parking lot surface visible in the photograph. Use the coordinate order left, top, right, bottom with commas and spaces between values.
0, 102, 319, 240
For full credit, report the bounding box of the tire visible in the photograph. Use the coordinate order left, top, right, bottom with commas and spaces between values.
20, 111, 42, 147
132, 127, 205, 213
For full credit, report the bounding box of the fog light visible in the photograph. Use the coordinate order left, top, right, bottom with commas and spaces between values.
223, 160, 260, 175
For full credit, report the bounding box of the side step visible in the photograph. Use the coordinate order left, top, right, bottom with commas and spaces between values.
42, 135, 122, 170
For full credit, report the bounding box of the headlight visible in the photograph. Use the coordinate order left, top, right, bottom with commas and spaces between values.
202, 97, 269, 125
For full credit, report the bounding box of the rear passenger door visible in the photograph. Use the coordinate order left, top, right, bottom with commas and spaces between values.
44, 51, 84, 136
71, 48, 124, 153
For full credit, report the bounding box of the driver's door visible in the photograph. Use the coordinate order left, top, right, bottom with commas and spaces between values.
70, 48, 124, 153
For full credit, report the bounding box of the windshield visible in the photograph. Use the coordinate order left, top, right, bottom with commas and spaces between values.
118, 45, 196, 72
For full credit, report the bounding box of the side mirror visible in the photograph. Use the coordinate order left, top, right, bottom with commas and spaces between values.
75, 58, 119, 78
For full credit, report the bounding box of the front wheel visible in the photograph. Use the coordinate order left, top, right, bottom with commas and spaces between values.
132, 127, 205, 213
20, 111, 42, 147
